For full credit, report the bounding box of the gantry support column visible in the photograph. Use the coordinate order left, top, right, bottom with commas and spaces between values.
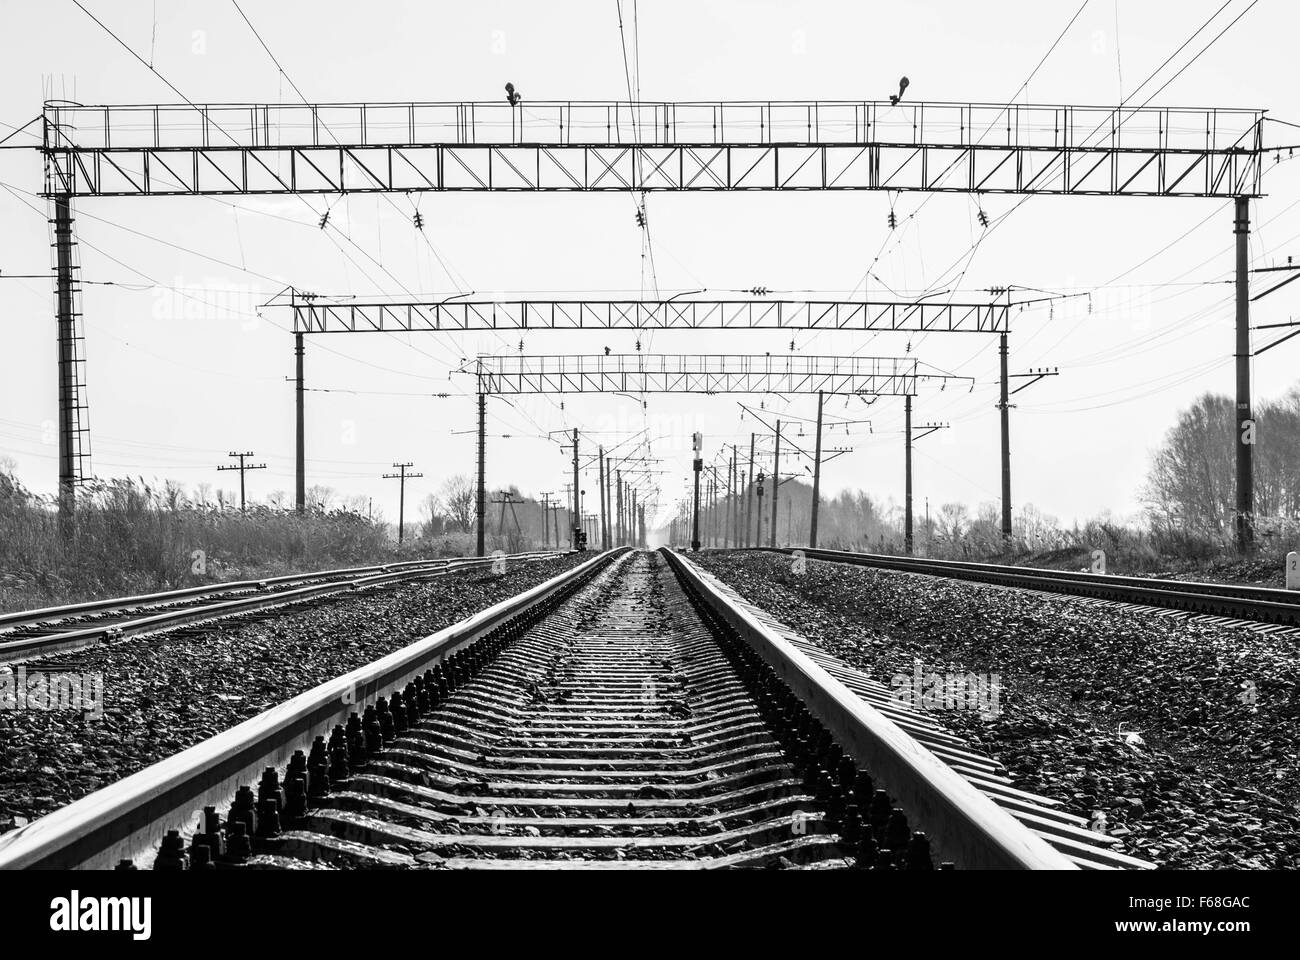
616, 471, 624, 545
770, 420, 781, 548
998, 332, 1012, 541
53, 194, 79, 525
1235, 197, 1255, 553
810, 390, 825, 548
904, 394, 914, 554
295, 333, 306, 513
692, 457, 702, 552
571, 428, 580, 549
745, 433, 755, 548
476, 393, 487, 556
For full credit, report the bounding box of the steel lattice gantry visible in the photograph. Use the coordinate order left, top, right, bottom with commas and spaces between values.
39, 96, 1270, 549
467, 354, 922, 396
289, 298, 1010, 334
43, 99, 1263, 198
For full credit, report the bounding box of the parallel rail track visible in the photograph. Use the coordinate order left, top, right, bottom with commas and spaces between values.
759, 547, 1300, 631
0, 552, 558, 663
0, 548, 1144, 870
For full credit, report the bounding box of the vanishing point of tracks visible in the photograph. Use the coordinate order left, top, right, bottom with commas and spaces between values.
0, 548, 1146, 871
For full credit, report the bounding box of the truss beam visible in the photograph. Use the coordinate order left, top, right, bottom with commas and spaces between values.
468, 354, 920, 396
290, 298, 1010, 334
42, 100, 1264, 198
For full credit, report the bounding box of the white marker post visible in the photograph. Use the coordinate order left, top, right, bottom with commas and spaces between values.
1287, 551, 1299, 591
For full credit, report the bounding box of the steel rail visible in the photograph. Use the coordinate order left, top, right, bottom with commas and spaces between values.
0, 553, 555, 631
0, 552, 561, 664
663, 548, 1078, 869
757, 547, 1300, 627
0, 548, 623, 870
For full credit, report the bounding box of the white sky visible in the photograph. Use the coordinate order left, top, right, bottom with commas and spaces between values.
2, 0, 1298, 529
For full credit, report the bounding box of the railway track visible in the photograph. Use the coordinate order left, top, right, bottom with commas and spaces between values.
0, 552, 557, 664
0, 548, 1146, 870
759, 547, 1300, 632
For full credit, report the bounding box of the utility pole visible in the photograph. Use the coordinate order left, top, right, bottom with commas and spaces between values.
906, 415, 949, 554
540, 492, 551, 548
745, 433, 755, 548
216, 451, 266, 512
770, 420, 781, 548
713, 468, 721, 546
598, 447, 609, 550
691, 432, 703, 552
616, 470, 624, 545
476, 392, 487, 556
492, 493, 524, 545
383, 462, 422, 545
294, 330, 306, 513
809, 390, 825, 548
728, 448, 737, 547
1235, 197, 1254, 552
707, 472, 715, 547
711, 468, 720, 546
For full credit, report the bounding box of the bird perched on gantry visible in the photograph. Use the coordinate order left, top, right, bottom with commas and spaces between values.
889, 76, 909, 106
505, 82, 522, 106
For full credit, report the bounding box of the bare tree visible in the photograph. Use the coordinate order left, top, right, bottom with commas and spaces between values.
440, 475, 476, 532
1143, 393, 1237, 533
307, 484, 336, 512
936, 502, 969, 542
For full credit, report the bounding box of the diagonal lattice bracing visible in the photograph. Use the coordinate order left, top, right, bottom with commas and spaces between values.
42, 99, 1265, 198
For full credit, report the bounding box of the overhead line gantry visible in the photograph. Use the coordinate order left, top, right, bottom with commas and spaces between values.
286, 297, 1011, 334
466, 354, 932, 397
42, 99, 1262, 198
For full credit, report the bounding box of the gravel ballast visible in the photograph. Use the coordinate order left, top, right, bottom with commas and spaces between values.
0, 554, 587, 833
695, 551, 1300, 869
